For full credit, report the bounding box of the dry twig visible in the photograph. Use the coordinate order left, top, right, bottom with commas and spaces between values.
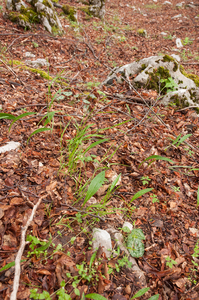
10, 194, 47, 300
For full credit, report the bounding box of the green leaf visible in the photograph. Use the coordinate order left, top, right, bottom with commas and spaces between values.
0, 260, 26, 272
63, 91, 73, 96
83, 171, 105, 206
89, 251, 97, 269
9, 112, 36, 131
43, 111, 57, 126
0, 113, 16, 120
127, 237, 145, 258
131, 287, 150, 299
176, 134, 192, 147
27, 127, 52, 144
197, 186, 199, 207
148, 294, 159, 300
129, 228, 146, 240
109, 173, 121, 193
139, 155, 174, 168
85, 293, 108, 300
84, 139, 109, 154
36, 239, 51, 252
130, 188, 153, 202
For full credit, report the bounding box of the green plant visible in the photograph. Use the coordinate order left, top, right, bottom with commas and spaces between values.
0, 5, 3, 11
171, 186, 180, 193
160, 77, 178, 93
183, 37, 193, 45
126, 228, 146, 258
32, 41, 39, 48
60, 123, 108, 174
163, 34, 173, 40
150, 194, 159, 203
26, 235, 51, 258
165, 133, 192, 150
165, 256, 177, 268
139, 155, 174, 169
181, 50, 188, 61
141, 176, 151, 185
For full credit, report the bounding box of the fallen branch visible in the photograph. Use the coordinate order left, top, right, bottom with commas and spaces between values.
10, 194, 47, 300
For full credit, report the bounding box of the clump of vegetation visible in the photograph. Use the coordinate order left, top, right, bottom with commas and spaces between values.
137, 28, 147, 37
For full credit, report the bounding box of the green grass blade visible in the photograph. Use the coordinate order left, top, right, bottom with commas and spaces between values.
0, 260, 26, 272
139, 155, 174, 168
82, 171, 105, 207
84, 139, 109, 154
130, 188, 153, 203
0, 113, 16, 120
176, 134, 192, 147
9, 112, 36, 131
85, 293, 107, 300
27, 127, 52, 144
131, 287, 150, 299
148, 295, 159, 300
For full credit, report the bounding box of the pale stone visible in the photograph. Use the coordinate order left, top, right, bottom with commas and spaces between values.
92, 228, 112, 257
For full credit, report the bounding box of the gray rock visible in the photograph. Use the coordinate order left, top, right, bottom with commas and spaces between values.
103, 55, 199, 110
0, 142, 20, 154
25, 52, 36, 58
163, 1, 172, 4
171, 54, 181, 62
25, 59, 50, 68
176, 2, 184, 7
171, 14, 182, 19
92, 228, 112, 257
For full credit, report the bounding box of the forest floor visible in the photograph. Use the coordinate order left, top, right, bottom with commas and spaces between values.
0, 0, 199, 299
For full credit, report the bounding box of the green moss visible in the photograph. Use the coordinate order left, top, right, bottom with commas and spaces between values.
170, 94, 190, 108
137, 28, 147, 37
8, 59, 68, 86
8, 11, 30, 25
79, 6, 92, 16
62, 5, 77, 21
141, 64, 147, 70
146, 66, 171, 93
51, 0, 59, 3
180, 65, 199, 87
162, 55, 178, 72
20, 6, 40, 23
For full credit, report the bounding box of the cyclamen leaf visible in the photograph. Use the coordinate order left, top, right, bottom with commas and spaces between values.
131, 287, 150, 299
129, 228, 146, 240
83, 171, 105, 206
130, 188, 153, 202
85, 293, 107, 300
127, 237, 145, 258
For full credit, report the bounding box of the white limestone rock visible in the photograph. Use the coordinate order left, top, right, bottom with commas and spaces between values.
103, 55, 199, 110
0, 141, 20, 154
92, 228, 112, 257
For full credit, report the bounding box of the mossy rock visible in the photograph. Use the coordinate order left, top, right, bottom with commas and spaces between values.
180, 65, 199, 87
146, 66, 171, 93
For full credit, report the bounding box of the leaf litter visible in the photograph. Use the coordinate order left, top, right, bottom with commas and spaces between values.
0, 0, 199, 299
